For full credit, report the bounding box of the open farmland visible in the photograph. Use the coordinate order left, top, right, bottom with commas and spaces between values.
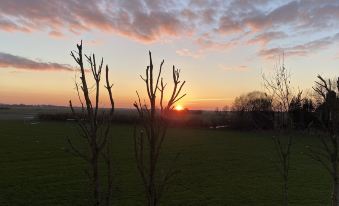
0, 120, 331, 205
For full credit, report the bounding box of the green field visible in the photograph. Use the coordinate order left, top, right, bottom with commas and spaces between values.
0, 121, 332, 205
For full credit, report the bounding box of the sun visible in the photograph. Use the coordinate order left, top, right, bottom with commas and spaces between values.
174, 105, 184, 111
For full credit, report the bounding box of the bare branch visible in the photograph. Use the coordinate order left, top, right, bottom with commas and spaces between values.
134, 51, 186, 205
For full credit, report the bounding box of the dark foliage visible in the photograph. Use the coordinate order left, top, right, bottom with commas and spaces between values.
231, 91, 274, 130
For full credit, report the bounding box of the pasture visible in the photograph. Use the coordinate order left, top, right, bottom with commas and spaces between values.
0, 120, 331, 205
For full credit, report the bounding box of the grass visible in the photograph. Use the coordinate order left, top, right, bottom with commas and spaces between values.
0, 120, 332, 205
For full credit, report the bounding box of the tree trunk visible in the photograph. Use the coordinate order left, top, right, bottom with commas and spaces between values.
283, 176, 288, 206
92, 151, 100, 206
147, 189, 157, 206
148, 150, 158, 206
282, 155, 289, 206
332, 174, 339, 206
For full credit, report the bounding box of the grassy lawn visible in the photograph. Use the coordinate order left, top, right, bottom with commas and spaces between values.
0, 120, 331, 205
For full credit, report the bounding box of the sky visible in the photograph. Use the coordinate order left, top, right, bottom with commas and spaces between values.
0, 0, 338, 110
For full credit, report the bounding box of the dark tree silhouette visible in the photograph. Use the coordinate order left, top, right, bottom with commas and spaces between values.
232, 91, 273, 129
289, 94, 315, 130
133, 51, 186, 206
68, 41, 115, 206
308, 75, 339, 206
233, 91, 272, 112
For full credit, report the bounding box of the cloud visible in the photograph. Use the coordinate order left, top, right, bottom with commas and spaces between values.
176, 48, 203, 59
86, 39, 104, 46
49, 30, 64, 38
219, 64, 250, 72
175, 34, 239, 59
195, 35, 237, 51
248, 31, 287, 45
188, 98, 233, 102
259, 32, 339, 58
335, 53, 339, 59
0, 0, 338, 56
0, 0, 190, 43
216, 15, 243, 34
244, 1, 299, 31
0, 52, 73, 72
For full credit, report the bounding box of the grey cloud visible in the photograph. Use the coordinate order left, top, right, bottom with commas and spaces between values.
259, 33, 339, 58
0, 52, 73, 71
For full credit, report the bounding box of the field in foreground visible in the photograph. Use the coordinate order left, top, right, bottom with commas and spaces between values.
0, 121, 331, 205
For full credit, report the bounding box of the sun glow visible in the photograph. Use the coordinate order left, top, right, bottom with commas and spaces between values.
174, 105, 184, 111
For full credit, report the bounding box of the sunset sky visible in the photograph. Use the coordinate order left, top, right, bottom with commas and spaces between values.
0, 0, 338, 110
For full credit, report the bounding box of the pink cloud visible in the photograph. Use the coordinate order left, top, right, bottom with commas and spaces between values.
0, 18, 31, 32
49, 30, 64, 38
248, 31, 287, 46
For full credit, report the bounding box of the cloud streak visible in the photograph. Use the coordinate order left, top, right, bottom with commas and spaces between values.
248, 31, 287, 46
0, 52, 73, 72
219, 64, 250, 72
176, 48, 203, 59
259, 32, 339, 58
188, 98, 234, 102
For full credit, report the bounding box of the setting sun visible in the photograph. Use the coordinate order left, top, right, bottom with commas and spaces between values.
174, 105, 184, 111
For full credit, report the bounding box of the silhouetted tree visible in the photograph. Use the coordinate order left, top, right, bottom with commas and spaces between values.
232, 91, 273, 129
302, 98, 314, 113
68, 41, 115, 206
233, 91, 272, 112
263, 62, 296, 206
289, 92, 303, 129
308, 75, 339, 206
289, 94, 315, 130
133, 51, 186, 206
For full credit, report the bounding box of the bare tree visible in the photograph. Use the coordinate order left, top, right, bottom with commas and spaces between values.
68, 41, 115, 206
308, 75, 339, 206
133, 51, 186, 206
263, 61, 296, 206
